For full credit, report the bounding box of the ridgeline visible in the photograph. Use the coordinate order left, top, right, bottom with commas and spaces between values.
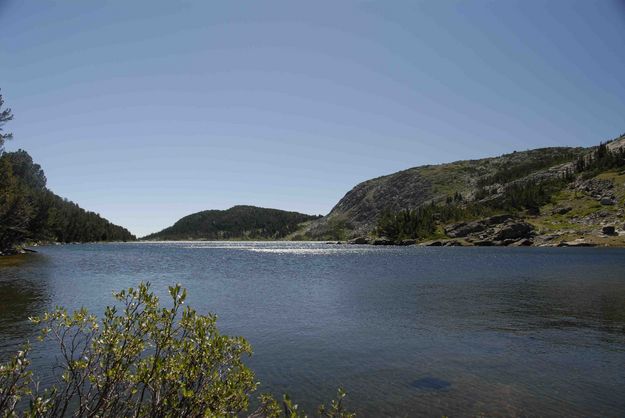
297, 134, 625, 247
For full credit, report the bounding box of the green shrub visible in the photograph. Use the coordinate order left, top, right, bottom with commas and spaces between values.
0, 283, 353, 417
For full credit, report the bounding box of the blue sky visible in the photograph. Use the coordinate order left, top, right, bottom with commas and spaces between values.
1, 0, 624, 237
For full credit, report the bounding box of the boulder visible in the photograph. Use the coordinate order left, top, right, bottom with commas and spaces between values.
399, 239, 417, 246
371, 238, 394, 246
602, 226, 617, 236
600, 197, 616, 205
510, 239, 533, 247
426, 241, 443, 246
491, 221, 534, 241
484, 214, 514, 225
444, 240, 463, 246
473, 240, 496, 246
444, 221, 486, 238
348, 236, 369, 245
553, 206, 572, 215
558, 239, 596, 247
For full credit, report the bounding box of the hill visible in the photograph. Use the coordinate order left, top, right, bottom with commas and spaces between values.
295, 134, 625, 247
0, 150, 135, 254
143, 205, 320, 240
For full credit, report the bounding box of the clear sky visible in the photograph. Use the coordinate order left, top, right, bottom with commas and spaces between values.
1, 0, 624, 237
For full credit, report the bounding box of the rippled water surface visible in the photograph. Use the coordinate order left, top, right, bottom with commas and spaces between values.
1, 242, 625, 417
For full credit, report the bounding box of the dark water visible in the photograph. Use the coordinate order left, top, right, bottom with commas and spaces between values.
1, 242, 625, 417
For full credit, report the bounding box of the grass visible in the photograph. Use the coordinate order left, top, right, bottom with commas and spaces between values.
526, 171, 625, 245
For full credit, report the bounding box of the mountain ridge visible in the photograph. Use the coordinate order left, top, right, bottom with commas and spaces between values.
294, 134, 625, 246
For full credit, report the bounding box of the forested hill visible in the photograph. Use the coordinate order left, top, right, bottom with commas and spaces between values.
143, 205, 320, 240
0, 150, 135, 254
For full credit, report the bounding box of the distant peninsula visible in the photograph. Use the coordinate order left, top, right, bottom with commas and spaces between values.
142, 205, 321, 241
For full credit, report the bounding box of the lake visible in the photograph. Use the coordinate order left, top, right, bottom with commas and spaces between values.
1, 242, 624, 417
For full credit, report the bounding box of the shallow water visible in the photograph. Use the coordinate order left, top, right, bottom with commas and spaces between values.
1, 242, 624, 417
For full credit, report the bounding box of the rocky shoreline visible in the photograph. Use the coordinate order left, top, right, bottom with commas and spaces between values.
328, 213, 625, 248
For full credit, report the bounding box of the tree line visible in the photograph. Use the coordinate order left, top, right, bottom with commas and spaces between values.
0, 90, 135, 253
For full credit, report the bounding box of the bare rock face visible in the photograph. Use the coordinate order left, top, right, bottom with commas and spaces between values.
444, 214, 515, 238
444, 221, 487, 238
491, 221, 534, 241
444, 215, 534, 246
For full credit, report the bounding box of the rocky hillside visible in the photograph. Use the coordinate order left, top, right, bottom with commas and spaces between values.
143, 205, 320, 241
296, 134, 625, 247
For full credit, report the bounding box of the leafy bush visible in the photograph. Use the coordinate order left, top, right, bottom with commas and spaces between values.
0, 283, 353, 417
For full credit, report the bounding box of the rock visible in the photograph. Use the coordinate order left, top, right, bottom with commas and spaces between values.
399, 239, 417, 246
348, 237, 369, 245
426, 241, 443, 246
473, 240, 496, 246
541, 234, 560, 241
371, 238, 394, 246
602, 226, 617, 236
553, 206, 572, 215
600, 197, 616, 205
558, 239, 596, 247
444, 221, 486, 238
510, 239, 533, 247
444, 240, 463, 246
444, 214, 516, 238
484, 214, 514, 225
491, 221, 534, 241
526, 206, 540, 216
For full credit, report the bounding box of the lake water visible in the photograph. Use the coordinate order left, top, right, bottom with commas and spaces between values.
1, 242, 624, 417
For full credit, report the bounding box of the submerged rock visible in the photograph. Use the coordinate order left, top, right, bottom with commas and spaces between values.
410, 377, 451, 391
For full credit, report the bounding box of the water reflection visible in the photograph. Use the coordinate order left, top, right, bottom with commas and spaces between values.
0, 244, 624, 417
0, 254, 50, 357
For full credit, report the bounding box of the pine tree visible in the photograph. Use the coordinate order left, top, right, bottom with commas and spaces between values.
0, 90, 13, 150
